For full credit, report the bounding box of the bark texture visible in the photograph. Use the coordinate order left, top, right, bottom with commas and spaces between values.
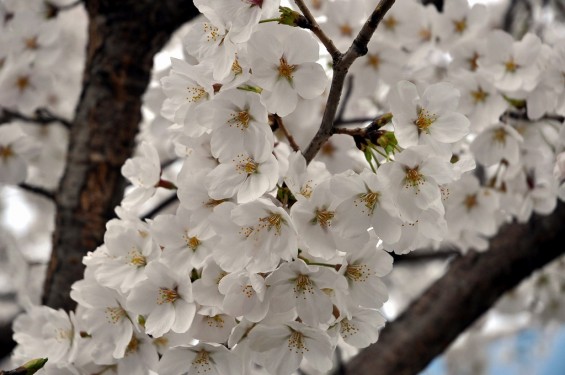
344, 202, 565, 375
42, 0, 199, 310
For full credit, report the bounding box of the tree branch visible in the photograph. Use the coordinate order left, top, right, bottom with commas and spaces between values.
0, 107, 72, 128
271, 114, 300, 152
303, 0, 396, 163
293, 0, 341, 61
141, 194, 178, 221
18, 183, 56, 201
42, 0, 200, 311
344, 202, 565, 375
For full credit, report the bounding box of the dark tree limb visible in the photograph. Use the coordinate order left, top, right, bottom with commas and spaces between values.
344, 202, 565, 375
18, 183, 56, 201
42, 0, 200, 311
0, 107, 72, 128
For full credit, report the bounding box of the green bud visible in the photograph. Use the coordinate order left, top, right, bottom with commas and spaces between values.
22, 358, 48, 375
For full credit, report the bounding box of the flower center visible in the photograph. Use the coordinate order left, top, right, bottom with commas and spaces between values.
339, 23, 353, 36
468, 52, 479, 71
294, 274, 314, 294
186, 85, 207, 103
258, 212, 285, 235
128, 248, 147, 268
471, 87, 489, 104
25, 36, 39, 50
492, 127, 507, 144
288, 330, 306, 353
231, 58, 243, 75
192, 349, 212, 371
367, 54, 380, 70
414, 107, 436, 134
105, 306, 127, 324
505, 58, 518, 73
206, 315, 225, 328
453, 18, 467, 33
312, 209, 334, 229
0, 145, 14, 161
203, 23, 220, 42
184, 234, 201, 251
464, 194, 478, 211
419, 27, 432, 41
15, 75, 30, 92
157, 287, 179, 304
358, 191, 380, 214
345, 264, 369, 282
340, 319, 359, 339
404, 167, 425, 188
229, 110, 251, 129
124, 336, 139, 355
383, 15, 398, 30
278, 57, 296, 81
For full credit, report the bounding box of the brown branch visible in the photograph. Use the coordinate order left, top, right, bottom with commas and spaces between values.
271, 114, 300, 152
141, 193, 178, 220
343, 201, 565, 375
18, 183, 56, 201
42, 0, 200, 311
392, 249, 459, 265
293, 0, 341, 61
303, 0, 396, 163
0, 107, 72, 128
335, 76, 353, 124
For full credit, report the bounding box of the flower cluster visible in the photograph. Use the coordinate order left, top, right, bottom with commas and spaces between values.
5, 0, 565, 374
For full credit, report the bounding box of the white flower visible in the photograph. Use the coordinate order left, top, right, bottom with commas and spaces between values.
0, 124, 39, 185
266, 260, 347, 326
211, 199, 297, 273
284, 151, 331, 201
127, 261, 196, 338
197, 89, 273, 160
121, 142, 162, 209
330, 307, 386, 348
248, 23, 328, 116
470, 123, 523, 167
479, 31, 542, 92
390, 80, 470, 149
339, 240, 393, 310
247, 321, 334, 375
95, 222, 158, 293
206, 139, 278, 203
150, 208, 216, 273
379, 146, 454, 222
159, 343, 241, 375
332, 169, 401, 244
13, 306, 77, 366
218, 271, 269, 322
70, 279, 133, 360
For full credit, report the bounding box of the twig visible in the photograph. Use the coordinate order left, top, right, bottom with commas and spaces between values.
333, 112, 392, 137
303, 0, 397, 163
141, 194, 178, 220
0, 107, 72, 129
18, 183, 56, 201
293, 0, 342, 61
271, 114, 300, 152
334, 117, 374, 126
392, 249, 459, 265
335, 76, 353, 124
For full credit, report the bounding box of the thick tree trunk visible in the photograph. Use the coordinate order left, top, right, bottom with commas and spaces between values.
43, 0, 199, 310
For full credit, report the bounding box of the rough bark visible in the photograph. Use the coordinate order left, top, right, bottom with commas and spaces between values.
344, 202, 565, 375
42, 0, 200, 310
